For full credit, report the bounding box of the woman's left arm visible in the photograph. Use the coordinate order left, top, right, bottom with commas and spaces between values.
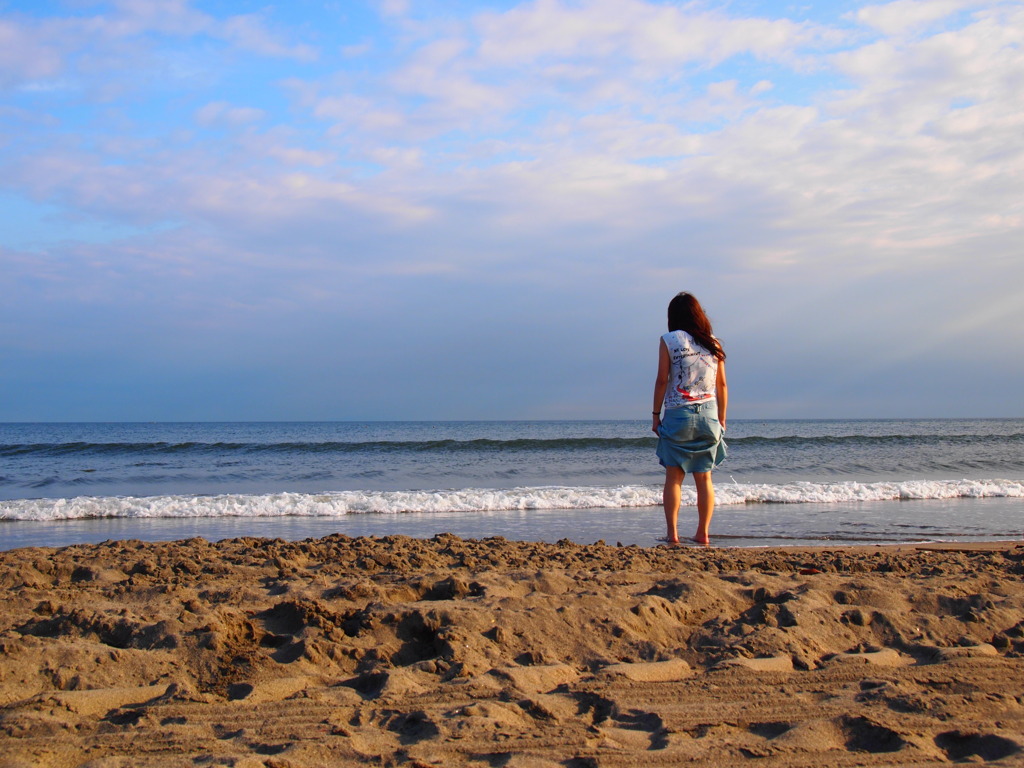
716, 358, 728, 431
652, 339, 670, 434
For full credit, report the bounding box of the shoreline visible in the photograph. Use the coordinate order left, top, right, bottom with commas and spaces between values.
4, 531, 1024, 556
3, 493, 1022, 552
2, 534, 1024, 765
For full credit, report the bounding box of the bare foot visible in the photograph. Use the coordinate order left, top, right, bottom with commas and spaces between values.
691, 536, 710, 546
657, 536, 680, 545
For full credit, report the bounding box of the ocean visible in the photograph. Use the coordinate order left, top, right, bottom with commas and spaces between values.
1, 419, 1022, 551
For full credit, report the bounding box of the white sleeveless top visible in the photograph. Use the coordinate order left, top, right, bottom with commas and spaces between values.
662, 330, 718, 408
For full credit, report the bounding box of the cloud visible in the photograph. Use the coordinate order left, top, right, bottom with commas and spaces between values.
0, 1, 317, 92
377, 0, 411, 18
264, 145, 338, 168
0, 19, 63, 87
472, 0, 833, 67
221, 14, 318, 61
95, 0, 211, 36
853, 0, 989, 36
391, 37, 510, 113
370, 0, 837, 136
195, 101, 266, 126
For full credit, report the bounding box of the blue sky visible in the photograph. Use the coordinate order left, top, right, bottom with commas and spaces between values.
1, 0, 1022, 420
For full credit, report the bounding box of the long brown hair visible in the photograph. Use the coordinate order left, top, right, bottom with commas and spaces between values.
667, 292, 725, 361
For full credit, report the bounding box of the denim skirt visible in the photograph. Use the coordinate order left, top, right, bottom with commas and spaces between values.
656, 400, 727, 473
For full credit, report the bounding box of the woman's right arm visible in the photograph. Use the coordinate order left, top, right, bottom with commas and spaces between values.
652, 339, 669, 434
716, 358, 728, 431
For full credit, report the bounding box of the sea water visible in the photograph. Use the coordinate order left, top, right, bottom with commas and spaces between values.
1, 419, 1022, 550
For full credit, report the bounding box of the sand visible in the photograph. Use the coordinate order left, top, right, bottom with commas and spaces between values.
2, 534, 1024, 767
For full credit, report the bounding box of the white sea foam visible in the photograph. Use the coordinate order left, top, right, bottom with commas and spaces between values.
1, 479, 1022, 522
715, 478, 1024, 504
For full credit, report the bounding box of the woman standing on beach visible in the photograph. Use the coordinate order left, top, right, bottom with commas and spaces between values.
652, 293, 728, 545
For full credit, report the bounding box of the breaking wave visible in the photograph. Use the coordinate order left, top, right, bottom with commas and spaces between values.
3, 478, 1022, 522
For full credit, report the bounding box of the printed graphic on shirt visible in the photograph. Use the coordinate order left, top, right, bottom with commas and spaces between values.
662, 331, 717, 409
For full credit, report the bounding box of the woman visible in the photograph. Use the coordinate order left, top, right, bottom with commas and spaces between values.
652, 292, 728, 545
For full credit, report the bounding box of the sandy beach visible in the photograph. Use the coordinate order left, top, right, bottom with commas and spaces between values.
2, 535, 1023, 767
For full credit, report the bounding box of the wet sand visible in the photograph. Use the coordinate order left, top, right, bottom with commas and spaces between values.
2, 535, 1024, 766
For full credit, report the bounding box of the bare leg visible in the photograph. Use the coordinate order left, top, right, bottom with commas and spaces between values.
692, 472, 715, 545
663, 466, 685, 543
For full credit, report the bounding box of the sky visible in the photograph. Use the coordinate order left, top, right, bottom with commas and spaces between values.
1, 0, 1022, 421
